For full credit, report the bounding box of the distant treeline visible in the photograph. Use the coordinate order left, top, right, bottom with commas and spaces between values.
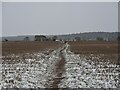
2, 32, 120, 41
3, 35, 59, 42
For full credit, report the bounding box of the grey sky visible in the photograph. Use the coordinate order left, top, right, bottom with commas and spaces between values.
0, 2, 2, 37
2, 2, 118, 36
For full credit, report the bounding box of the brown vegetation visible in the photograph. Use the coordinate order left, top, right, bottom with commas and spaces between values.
2, 41, 63, 56
68, 41, 119, 54
68, 41, 120, 64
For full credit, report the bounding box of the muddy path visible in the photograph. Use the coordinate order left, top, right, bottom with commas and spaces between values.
47, 44, 67, 88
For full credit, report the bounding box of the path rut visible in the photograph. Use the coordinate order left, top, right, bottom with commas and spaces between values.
47, 44, 67, 88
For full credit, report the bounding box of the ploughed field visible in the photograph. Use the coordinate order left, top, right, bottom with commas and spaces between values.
68, 41, 118, 54
2, 41, 63, 56
0, 41, 120, 88
69, 41, 120, 64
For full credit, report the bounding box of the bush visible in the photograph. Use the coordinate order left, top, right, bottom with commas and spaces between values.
96, 37, 104, 41
75, 37, 81, 41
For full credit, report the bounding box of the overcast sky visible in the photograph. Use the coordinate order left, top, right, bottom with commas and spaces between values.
2, 2, 118, 36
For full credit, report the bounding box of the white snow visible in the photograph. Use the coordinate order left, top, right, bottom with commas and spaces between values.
58, 44, 120, 88
0, 46, 63, 88
0, 43, 120, 89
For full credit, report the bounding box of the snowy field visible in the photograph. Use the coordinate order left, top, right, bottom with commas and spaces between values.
59, 45, 119, 88
0, 43, 120, 89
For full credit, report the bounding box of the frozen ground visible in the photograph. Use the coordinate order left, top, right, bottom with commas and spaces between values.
0, 45, 65, 89
59, 44, 120, 88
0, 43, 120, 89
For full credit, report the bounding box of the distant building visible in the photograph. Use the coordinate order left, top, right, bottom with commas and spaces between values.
35, 35, 47, 41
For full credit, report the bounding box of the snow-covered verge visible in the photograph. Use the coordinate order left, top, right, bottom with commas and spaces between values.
59, 44, 120, 88
0, 46, 65, 89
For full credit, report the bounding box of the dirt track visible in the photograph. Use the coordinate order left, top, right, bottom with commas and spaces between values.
47, 44, 67, 88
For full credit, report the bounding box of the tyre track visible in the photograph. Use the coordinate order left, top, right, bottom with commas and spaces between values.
47, 44, 67, 88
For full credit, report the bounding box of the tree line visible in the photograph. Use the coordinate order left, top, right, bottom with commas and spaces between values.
3, 35, 120, 42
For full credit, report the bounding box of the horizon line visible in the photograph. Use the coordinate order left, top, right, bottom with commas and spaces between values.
2, 31, 119, 37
